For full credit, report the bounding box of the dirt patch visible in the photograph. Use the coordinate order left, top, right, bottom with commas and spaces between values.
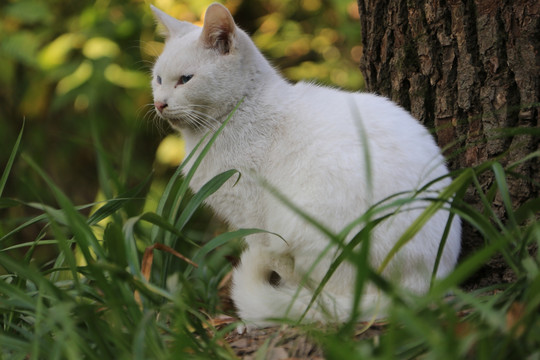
211, 317, 386, 360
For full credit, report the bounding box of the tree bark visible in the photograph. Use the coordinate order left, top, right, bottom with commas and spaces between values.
357, 0, 539, 286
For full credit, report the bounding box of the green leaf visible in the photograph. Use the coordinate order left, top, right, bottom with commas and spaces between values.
1, 32, 40, 66
5, 0, 53, 24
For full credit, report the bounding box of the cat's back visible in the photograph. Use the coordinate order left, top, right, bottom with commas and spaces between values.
286, 82, 443, 165
290, 82, 433, 145
273, 82, 449, 197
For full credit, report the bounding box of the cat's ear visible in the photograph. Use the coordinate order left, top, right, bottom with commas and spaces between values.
151, 5, 198, 38
200, 3, 236, 54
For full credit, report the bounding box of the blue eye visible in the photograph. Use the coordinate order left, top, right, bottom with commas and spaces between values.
156, 75, 162, 84
179, 75, 193, 85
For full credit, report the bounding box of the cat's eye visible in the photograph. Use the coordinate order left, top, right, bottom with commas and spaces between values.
156, 75, 162, 85
178, 75, 193, 86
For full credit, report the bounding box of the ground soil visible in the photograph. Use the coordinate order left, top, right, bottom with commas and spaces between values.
210, 316, 386, 359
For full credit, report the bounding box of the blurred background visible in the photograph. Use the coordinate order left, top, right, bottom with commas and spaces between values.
0, 0, 363, 261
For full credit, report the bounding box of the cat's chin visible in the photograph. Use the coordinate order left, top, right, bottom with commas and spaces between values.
163, 117, 198, 131
164, 118, 185, 129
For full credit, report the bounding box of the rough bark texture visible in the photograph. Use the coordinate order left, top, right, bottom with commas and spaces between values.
357, 0, 539, 286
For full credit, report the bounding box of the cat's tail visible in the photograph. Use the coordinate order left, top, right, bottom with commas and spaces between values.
230, 246, 382, 328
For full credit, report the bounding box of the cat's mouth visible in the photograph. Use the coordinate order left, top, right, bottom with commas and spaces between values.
153, 107, 178, 125
154, 104, 221, 131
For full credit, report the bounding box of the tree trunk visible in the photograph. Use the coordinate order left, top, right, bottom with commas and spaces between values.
357, 0, 539, 286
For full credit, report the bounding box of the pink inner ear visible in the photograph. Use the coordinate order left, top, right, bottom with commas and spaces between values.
210, 28, 233, 54
201, 3, 235, 54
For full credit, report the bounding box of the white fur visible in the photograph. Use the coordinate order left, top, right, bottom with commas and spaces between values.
151, 3, 461, 327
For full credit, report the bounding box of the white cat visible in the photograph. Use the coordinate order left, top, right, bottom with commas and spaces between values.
151, 3, 461, 327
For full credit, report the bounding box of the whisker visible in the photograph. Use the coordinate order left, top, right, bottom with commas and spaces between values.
189, 110, 219, 131
137, 103, 155, 118
138, 103, 169, 136
169, 107, 220, 131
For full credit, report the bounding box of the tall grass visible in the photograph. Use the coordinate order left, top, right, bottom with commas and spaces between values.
1, 113, 539, 359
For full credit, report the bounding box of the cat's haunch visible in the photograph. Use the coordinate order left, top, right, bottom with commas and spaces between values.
151, 3, 461, 328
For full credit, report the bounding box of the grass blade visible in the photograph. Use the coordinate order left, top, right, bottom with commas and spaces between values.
191, 228, 276, 266
378, 168, 472, 273
0, 121, 24, 197
492, 163, 520, 234
152, 98, 244, 246
156, 99, 244, 287
22, 154, 105, 261
175, 169, 239, 231
88, 172, 152, 226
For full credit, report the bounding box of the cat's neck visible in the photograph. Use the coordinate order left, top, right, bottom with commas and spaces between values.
231, 31, 289, 116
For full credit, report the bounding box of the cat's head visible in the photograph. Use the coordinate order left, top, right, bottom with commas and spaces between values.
151, 3, 260, 131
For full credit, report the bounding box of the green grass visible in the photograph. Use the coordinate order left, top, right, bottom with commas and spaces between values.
1, 115, 539, 359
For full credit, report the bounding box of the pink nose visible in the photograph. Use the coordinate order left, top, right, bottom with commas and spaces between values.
154, 101, 168, 113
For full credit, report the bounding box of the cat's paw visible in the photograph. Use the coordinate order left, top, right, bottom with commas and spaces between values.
236, 323, 249, 335
236, 321, 264, 334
